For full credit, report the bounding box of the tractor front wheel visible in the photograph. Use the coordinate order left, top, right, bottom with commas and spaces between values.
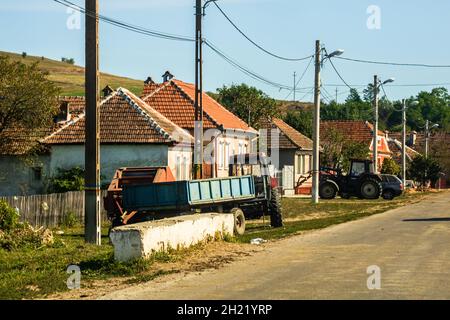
360, 178, 382, 199
319, 182, 337, 199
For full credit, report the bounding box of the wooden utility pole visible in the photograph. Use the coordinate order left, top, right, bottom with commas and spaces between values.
85, 0, 101, 244
293, 71, 297, 102
402, 99, 407, 188
311, 40, 321, 204
372, 75, 379, 173
193, 0, 204, 179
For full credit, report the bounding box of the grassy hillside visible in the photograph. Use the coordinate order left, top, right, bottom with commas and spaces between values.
0, 51, 144, 96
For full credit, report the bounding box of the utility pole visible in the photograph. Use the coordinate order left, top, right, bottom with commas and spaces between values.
402, 99, 407, 188
335, 87, 338, 103
293, 71, 297, 102
425, 119, 429, 158
312, 40, 321, 204
194, 0, 203, 179
372, 75, 379, 173
85, 0, 101, 245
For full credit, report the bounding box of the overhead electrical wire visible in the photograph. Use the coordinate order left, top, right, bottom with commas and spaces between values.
53, 0, 195, 42
327, 57, 355, 91
212, 1, 314, 62
284, 56, 314, 99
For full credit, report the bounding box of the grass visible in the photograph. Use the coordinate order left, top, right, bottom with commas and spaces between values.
0, 51, 144, 96
236, 192, 430, 243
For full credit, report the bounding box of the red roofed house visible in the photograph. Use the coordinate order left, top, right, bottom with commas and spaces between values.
0, 88, 194, 196
320, 120, 392, 170
141, 72, 258, 178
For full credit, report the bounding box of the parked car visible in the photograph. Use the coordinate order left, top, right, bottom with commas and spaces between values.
381, 174, 403, 200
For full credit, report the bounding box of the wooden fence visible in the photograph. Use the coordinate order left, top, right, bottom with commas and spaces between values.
0, 191, 108, 228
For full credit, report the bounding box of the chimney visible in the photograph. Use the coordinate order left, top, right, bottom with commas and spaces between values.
409, 131, 417, 146
144, 76, 154, 85
55, 101, 70, 123
102, 85, 114, 97
162, 70, 174, 82
384, 130, 389, 139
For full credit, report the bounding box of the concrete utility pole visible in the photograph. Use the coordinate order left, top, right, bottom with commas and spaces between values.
372, 75, 379, 173
312, 40, 321, 204
425, 119, 429, 158
194, 0, 203, 179
85, 0, 101, 245
402, 99, 407, 188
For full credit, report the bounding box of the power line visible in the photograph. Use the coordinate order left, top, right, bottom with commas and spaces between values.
53, 0, 195, 42
212, 2, 313, 62
285, 56, 314, 99
327, 57, 354, 90
335, 56, 450, 68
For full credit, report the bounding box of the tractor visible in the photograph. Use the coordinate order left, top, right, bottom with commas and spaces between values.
319, 159, 383, 200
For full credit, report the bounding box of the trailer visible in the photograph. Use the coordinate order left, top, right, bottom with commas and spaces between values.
105, 155, 283, 235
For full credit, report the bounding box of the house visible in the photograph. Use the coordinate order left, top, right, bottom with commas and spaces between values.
0, 88, 193, 196
260, 117, 313, 195
140, 72, 258, 178
320, 120, 392, 170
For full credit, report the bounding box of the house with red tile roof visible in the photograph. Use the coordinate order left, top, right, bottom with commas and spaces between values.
141, 72, 258, 178
320, 120, 392, 170
0, 88, 194, 196
260, 117, 313, 195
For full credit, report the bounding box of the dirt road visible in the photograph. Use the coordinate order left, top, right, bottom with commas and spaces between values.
102, 191, 450, 299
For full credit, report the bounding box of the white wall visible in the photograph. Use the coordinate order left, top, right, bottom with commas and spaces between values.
214, 132, 252, 178
50, 144, 169, 185
168, 145, 193, 180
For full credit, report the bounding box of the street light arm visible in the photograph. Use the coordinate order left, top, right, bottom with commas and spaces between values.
203, 0, 218, 15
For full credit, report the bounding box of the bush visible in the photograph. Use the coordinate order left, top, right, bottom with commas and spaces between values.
0, 200, 19, 232
48, 167, 85, 193
0, 223, 54, 251
61, 211, 79, 228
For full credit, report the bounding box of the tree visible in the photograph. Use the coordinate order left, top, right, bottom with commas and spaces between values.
408, 155, 442, 188
283, 109, 313, 138
0, 56, 60, 149
341, 142, 370, 172
216, 84, 279, 129
381, 158, 400, 175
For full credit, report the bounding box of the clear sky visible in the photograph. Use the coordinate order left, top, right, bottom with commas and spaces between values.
1, 0, 450, 102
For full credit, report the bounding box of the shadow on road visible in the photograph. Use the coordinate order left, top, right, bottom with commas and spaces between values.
403, 217, 450, 222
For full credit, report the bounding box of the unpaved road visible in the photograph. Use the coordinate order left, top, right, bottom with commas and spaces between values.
102, 191, 450, 300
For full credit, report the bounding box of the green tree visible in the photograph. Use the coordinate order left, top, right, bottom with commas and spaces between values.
381, 158, 400, 175
341, 142, 370, 172
408, 155, 442, 187
217, 84, 279, 129
283, 109, 313, 138
48, 167, 85, 193
0, 56, 60, 147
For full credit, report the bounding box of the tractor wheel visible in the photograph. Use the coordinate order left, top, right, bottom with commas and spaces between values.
319, 182, 337, 199
269, 188, 283, 228
231, 208, 246, 236
360, 178, 382, 199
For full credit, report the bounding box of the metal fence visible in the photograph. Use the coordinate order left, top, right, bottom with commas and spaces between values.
0, 191, 108, 228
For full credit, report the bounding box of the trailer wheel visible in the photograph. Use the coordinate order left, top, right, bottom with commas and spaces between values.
231, 208, 246, 236
269, 189, 283, 228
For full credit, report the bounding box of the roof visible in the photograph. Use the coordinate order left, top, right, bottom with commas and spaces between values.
320, 120, 384, 145
387, 138, 421, 163
141, 79, 257, 133
58, 96, 85, 117
42, 88, 193, 145
260, 117, 313, 150
0, 127, 53, 156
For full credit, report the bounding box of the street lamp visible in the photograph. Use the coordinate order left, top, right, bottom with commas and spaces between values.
311, 42, 344, 204
372, 76, 395, 173
425, 120, 439, 158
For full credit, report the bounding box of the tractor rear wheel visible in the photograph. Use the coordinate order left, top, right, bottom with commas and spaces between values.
319, 182, 337, 199
360, 178, 382, 199
231, 208, 246, 236
269, 188, 283, 228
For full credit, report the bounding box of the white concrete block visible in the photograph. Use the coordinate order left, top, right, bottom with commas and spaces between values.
109, 213, 234, 262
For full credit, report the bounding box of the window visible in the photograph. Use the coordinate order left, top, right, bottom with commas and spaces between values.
350, 162, 365, 177
176, 155, 182, 180
296, 155, 310, 175
224, 142, 230, 168
32, 167, 42, 181
217, 141, 224, 168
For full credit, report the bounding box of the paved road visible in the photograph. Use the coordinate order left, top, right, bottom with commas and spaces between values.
103, 192, 450, 299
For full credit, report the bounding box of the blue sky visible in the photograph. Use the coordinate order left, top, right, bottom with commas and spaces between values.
1, 0, 450, 101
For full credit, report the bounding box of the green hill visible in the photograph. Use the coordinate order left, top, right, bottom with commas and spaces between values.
0, 51, 144, 96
